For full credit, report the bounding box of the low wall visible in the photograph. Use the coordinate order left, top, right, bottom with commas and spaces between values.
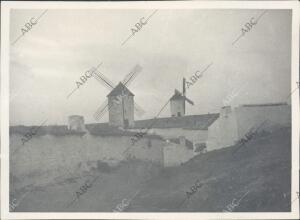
125, 139, 164, 165
10, 133, 165, 183
163, 143, 194, 167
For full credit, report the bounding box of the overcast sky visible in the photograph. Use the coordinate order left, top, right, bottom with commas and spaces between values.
9, 9, 292, 126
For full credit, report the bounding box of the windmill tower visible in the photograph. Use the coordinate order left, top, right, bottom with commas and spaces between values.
91, 64, 145, 128
170, 78, 194, 117
107, 82, 135, 128
68, 115, 85, 131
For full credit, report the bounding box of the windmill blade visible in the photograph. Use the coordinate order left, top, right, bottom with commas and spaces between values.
122, 64, 143, 87
184, 96, 194, 105
92, 69, 116, 90
183, 78, 186, 96
93, 100, 109, 121
183, 78, 186, 114
94, 104, 109, 121
134, 102, 146, 117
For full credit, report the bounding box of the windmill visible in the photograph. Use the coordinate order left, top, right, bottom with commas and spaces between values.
91, 64, 145, 127
170, 78, 194, 117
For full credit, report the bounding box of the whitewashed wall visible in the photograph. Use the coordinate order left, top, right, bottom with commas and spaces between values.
234, 104, 291, 139
129, 128, 208, 144
170, 100, 185, 117
126, 139, 165, 165
10, 133, 165, 181
206, 104, 291, 152
206, 107, 238, 151
163, 143, 194, 167
108, 95, 134, 127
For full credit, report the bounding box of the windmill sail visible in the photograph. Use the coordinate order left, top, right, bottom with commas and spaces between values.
184, 97, 194, 105
183, 78, 186, 96
183, 78, 186, 114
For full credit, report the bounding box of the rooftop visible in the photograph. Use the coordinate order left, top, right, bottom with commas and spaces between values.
107, 82, 134, 97
9, 114, 220, 137
241, 102, 288, 107
133, 114, 219, 130
170, 90, 185, 101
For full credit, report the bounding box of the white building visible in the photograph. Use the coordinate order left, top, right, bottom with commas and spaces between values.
130, 114, 219, 154
206, 103, 291, 151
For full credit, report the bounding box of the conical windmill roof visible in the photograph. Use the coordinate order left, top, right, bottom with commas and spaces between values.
107, 82, 134, 97
170, 90, 185, 101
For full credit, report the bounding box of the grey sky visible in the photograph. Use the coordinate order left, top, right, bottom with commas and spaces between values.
9, 9, 292, 126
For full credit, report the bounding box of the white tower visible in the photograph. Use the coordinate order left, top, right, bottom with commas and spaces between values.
170, 78, 194, 117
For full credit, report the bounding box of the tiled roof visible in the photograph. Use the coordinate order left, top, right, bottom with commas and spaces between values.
170, 93, 185, 101
133, 114, 219, 130
85, 123, 163, 140
10, 114, 219, 137
241, 102, 288, 107
10, 124, 163, 140
9, 125, 86, 136
107, 82, 134, 97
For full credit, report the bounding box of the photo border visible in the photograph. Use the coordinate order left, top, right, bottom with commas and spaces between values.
1, 1, 299, 219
